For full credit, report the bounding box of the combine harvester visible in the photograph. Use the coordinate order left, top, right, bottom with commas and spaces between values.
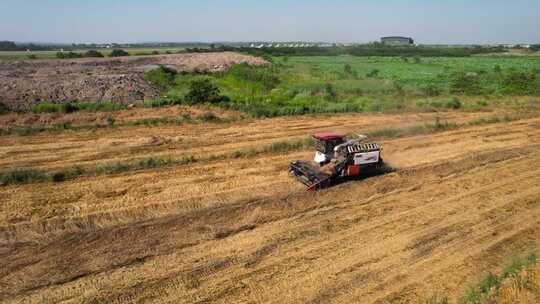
289, 132, 384, 191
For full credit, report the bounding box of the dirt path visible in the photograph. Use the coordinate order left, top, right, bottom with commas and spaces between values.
0, 112, 539, 303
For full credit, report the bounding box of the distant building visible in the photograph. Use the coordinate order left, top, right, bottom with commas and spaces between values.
381, 36, 414, 46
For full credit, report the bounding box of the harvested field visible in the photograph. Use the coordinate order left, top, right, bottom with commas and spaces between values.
0, 109, 540, 303
0, 52, 267, 110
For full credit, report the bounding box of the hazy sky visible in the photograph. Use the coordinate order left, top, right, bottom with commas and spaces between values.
1, 0, 539, 44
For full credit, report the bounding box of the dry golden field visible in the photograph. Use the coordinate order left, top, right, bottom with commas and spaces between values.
1, 107, 539, 303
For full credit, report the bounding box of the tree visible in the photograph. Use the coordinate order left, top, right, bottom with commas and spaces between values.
185, 79, 222, 104
529, 44, 540, 52
0, 41, 18, 51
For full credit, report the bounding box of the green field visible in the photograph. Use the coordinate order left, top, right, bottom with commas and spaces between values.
157, 55, 540, 116
0, 47, 186, 60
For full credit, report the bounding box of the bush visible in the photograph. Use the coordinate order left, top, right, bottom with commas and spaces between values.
27, 54, 37, 60
109, 49, 129, 57
52, 122, 73, 131
502, 71, 537, 95
227, 63, 280, 90
366, 69, 380, 78
450, 72, 481, 94
106, 116, 116, 127
423, 84, 442, 96
445, 97, 462, 109
76, 101, 124, 112
428, 117, 457, 131
197, 111, 220, 122
63, 102, 78, 113
31, 103, 65, 113
325, 83, 337, 100
31, 102, 76, 113
0, 102, 9, 114
0, 168, 49, 185
56, 52, 82, 59
344, 64, 353, 74
145, 65, 177, 90
185, 79, 222, 104
83, 50, 104, 58
31, 102, 125, 113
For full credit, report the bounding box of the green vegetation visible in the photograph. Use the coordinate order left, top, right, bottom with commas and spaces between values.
145, 65, 177, 90
367, 116, 457, 138
0, 111, 228, 136
0, 155, 197, 186
109, 49, 130, 57
0, 168, 50, 185
185, 79, 223, 104
459, 253, 537, 304
0, 102, 9, 114
185, 45, 506, 58
0, 47, 187, 60
31, 101, 125, 113
55, 50, 104, 59
154, 56, 540, 117
56, 51, 83, 59
83, 50, 104, 58
468, 115, 512, 125
424, 295, 448, 304
3, 51, 540, 117
529, 44, 540, 52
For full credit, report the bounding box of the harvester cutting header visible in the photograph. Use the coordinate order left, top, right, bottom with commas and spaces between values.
289, 132, 383, 190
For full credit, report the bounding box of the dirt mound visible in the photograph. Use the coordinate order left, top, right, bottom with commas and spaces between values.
0, 52, 267, 110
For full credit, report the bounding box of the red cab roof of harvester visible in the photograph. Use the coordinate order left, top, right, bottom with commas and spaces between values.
312, 132, 345, 141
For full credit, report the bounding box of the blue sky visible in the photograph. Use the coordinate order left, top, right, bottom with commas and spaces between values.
1, 0, 539, 44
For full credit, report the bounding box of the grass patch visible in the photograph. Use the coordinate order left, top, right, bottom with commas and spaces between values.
0, 168, 50, 185
31, 102, 125, 113
0, 112, 232, 136
145, 65, 177, 91
197, 111, 221, 122
95, 156, 177, 175
228, 137, 315, 159
162, 56, 540, 117
424, 295, 449, 304
458, 252, 538, 304
468, 115, 512, 126
367, 117, 457, 139
0, 154, 198, 186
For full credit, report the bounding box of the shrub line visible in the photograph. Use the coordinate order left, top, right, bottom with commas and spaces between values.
0, 112, 234, 136
0, 155, 197, 186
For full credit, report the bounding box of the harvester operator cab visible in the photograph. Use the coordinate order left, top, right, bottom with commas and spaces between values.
312, 132, 345, 165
